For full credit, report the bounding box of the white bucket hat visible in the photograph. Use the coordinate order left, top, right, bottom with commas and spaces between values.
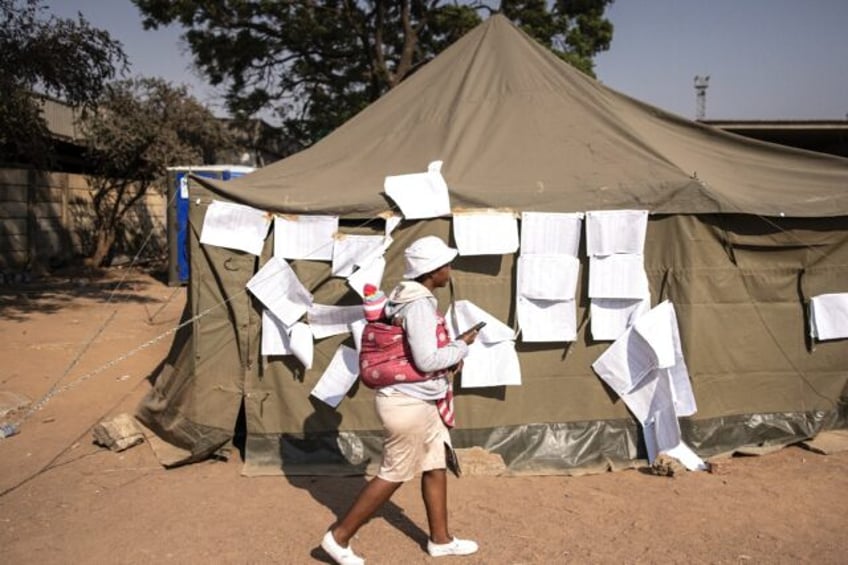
403, 236, 458, 279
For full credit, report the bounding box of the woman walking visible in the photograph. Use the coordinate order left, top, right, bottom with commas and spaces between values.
321, 236, 480, 564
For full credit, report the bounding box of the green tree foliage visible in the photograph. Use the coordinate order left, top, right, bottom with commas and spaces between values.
81, 78, 235, 266
0, 0, 127, 167
502, 0, 613, 75
133, 0, 613, 151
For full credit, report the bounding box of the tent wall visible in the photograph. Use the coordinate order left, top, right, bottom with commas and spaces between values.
137, 182, 848, 474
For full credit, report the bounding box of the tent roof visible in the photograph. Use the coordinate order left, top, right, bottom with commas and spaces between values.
199, 15, 848, 218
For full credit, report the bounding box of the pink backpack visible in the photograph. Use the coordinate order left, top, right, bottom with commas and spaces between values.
359, 315, 456, 427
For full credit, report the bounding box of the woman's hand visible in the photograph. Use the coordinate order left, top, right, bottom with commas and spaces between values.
458, 329, 478, 345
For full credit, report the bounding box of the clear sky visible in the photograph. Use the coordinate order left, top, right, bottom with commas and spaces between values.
594, 0, 848, 120
48, 0, 848, 122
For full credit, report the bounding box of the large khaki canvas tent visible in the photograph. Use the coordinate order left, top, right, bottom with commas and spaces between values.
137, 15, 848, 476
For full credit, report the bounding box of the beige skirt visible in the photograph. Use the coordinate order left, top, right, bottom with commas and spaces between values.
375, 393, 450, 482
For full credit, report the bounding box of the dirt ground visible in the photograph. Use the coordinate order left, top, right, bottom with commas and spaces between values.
0, 268, 846, 565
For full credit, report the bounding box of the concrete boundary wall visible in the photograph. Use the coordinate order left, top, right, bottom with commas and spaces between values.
0, 168, 166, 270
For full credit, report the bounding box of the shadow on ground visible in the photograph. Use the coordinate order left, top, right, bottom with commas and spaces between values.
0, 267, 168, 322
281, 406, 429, 563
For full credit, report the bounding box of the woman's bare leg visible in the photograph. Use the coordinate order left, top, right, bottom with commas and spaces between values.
421, 469, 451, 544
331, 477, 403, 546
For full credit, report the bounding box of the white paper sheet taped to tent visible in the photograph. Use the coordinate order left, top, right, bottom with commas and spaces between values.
588, 254, 650, 299
641, 370, 677, 447
585, 210, 648, 256
592, 301, 697, 420
347, 256, 386, 299
809, 293, 848, 340
460, 340, 522, 388
642, 373, 707, 471
610, 366, 696, 425
261, 311, 314, 368
261, 310, 294, 355
514, 212, 582, 343
199, 200, 271, 256
350, 318, 366, 352
592, 300, 703, 470
307, 304, 366, 339
331, 234, 387, 277
633, 300, 676, 368
667, 361, 697, 418
520, 211, 583, 257
516, 296, 577, 342
633, 301, 697, 417
446, 300, 515, 344
356, 236, 392, 268
592, 327, 655, 396
452, 211, 519, 255
384, 160, 451, 219
517, 255, 580, 300
273, 215, 338, 261
444, 300, 520, 387
311, 345, 360, 408
592, 301, 695, 401
590, 297, 651, 341
247, 256, 314, 326
289, 323, 315, 369
619, 368, 665, 424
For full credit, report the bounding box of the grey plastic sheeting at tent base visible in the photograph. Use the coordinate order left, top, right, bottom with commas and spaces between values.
237, 408, 846, 477
682, 409, 847, 457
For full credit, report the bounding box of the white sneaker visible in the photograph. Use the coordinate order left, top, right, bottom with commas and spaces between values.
427, 537, 479, 557
321, 530, 365, 565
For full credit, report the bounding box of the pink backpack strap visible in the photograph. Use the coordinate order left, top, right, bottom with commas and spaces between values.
436, 388, 455, 428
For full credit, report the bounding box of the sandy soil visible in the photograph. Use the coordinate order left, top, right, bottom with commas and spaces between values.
0, 269, 846, 564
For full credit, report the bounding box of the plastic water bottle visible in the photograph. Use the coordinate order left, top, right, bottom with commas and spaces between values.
0, 423, 19, 439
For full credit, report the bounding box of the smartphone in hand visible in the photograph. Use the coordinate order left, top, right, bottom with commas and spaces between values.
466, 321, 486, 333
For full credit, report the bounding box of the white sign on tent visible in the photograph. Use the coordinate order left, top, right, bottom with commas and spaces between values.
384, 160, 451, 219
